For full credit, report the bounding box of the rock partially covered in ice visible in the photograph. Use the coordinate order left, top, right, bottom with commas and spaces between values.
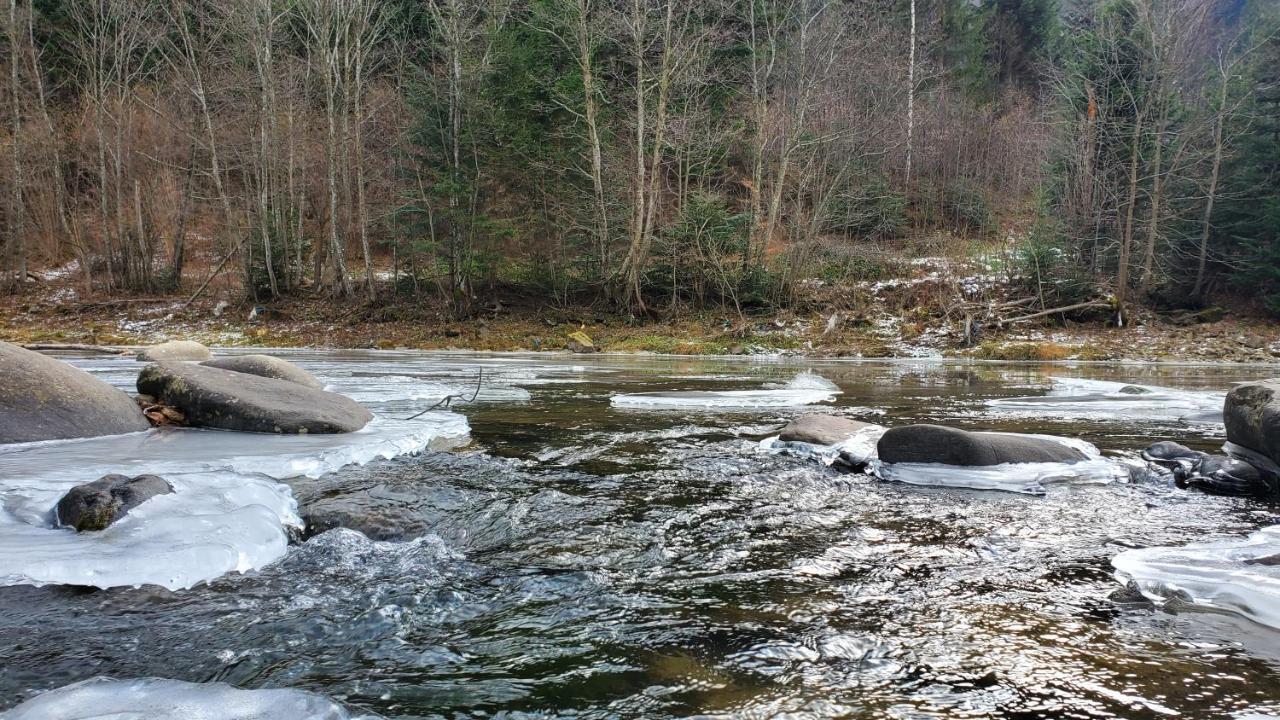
135, 340, 212, 362
2, 676, 377, 719
877, 424, 1088, 466
1113, 525, 1280, 630
779, 413, 875, 446
0, 341, 150, 444
201, 354, 324, 389
1180, 455, 1273, 496
137, 362, 372, 434
55, 473, 173, 532
1225, 379, 1280, 466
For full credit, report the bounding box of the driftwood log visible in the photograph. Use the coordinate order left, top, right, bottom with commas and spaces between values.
21, 343, 126, 355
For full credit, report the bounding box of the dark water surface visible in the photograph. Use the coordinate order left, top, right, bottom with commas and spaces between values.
3, 352, 1280, 719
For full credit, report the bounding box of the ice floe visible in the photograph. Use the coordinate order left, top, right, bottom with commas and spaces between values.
987, 378, 1224, 424
0, 410, 469, 590
0, 676, 378, 719
612, 372, 840, 409
1113, 525, 1280, 630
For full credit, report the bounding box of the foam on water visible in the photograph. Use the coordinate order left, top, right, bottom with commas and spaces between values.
611, 372, 840, 409
1113, 525, 1280, 630
987, 377, 1224, 424
0, 676, 379, 719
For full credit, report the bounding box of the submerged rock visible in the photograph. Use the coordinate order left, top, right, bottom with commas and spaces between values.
135, 340, 212, 362
0, 341, 151, 444
55, 473, 174, 531
779, 413, 875, 446
201, 354, 324, 389
1225, 379, 1280, 466
137, 362, 372, 434
877, 424, 1087, 466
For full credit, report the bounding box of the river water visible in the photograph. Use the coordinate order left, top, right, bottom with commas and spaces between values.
2, 351, 1280, 719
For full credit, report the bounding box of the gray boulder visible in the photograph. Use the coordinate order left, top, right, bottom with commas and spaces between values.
1225, 379, 1280, 466
779, 413, 875, 446
136, 340, 212, 362
877, 424, 1087, 466
201, 354, 324, 389
0, 341, 150, 444
137, 362, 372, 434
56, 474, 174, 531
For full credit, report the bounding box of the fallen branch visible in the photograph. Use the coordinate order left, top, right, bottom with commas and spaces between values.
998, 300, 1112, 326
22, 343, 126, 355
403, 368, 484, 419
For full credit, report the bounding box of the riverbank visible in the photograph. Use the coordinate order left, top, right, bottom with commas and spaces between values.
4, 260, 1279, 363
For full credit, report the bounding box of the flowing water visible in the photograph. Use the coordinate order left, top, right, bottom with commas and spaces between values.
3, 350, 1280, 719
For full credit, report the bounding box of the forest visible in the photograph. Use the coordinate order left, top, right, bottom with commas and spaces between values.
0, 0, 1277, 322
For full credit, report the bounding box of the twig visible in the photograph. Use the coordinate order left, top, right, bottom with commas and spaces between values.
403, 368, 484, 420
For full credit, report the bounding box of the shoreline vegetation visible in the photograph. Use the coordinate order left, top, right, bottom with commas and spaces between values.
5, 249, 1278, 364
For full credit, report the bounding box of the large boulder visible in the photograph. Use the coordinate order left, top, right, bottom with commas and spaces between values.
137, 362, 371, 434
1225, 380, 1280, 466
877, 424, 1087, 466
0, 341, 150, 444
201, 354, 324, 389
136, 340, 212, 362
55, 473, 174, 531
779, 413, 875, 446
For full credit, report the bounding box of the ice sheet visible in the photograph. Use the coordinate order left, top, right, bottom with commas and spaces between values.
0, 676, 378, 719
987, 378, 1224, 424
0, 411, 469, 590
1113, 525, 1280, 630
612, 372, 841, 409
872, 457, 1126, 495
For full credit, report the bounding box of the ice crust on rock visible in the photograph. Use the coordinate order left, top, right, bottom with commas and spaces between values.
0, 676, 379, 720
764, 424, 887, 468
869, 435, 1124, 495
612, 372, 841, 409
1113, 525, 1280, 630
0, 408, 468, 589
987, 378, 1225, 425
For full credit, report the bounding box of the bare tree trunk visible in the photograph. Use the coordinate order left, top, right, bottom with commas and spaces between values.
576, 0, 609, 277
1116, 110, 1144, 325
905, 0, 916, 185
7, 0, 25, 288
1194, 62, 1229, 300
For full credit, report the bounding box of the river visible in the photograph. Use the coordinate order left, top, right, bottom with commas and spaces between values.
1, 350, 1278, 719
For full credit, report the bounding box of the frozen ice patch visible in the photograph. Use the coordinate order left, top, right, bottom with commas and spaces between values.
1113, 524, 1280, 630
0, 676, 379, 719
612, 373, 840, 410
0, 413, 469, 590
987, 377, 1224, 425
